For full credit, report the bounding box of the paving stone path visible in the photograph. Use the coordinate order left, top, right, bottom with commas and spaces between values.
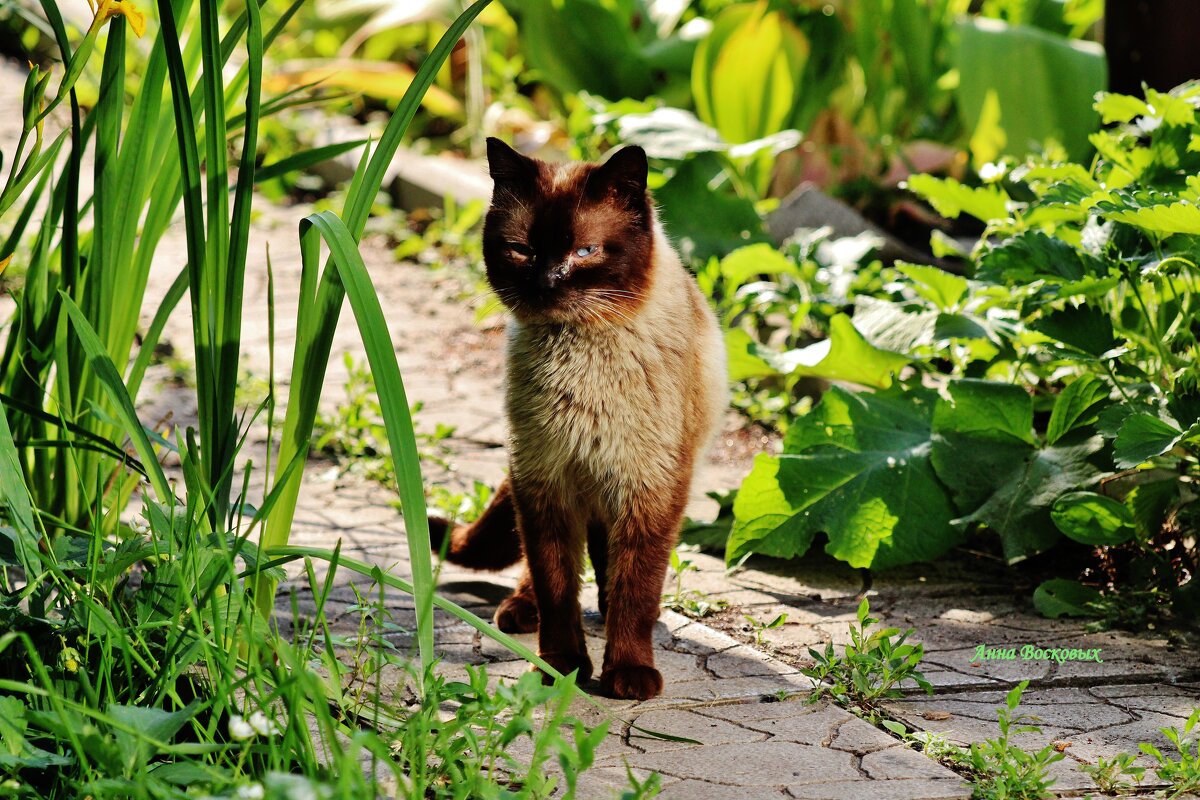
4, 59, 1197, 798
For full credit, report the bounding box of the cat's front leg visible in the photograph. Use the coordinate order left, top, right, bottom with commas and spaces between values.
599, 485, 687, 700
512, 485, 593, 683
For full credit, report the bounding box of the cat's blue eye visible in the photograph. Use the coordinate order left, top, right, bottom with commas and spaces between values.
574, 245, 597, 258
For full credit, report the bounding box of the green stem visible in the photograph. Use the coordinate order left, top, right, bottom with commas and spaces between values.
1124, 272, 1173, 386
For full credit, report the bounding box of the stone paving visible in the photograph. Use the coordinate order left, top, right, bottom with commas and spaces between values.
5, 57, 1198, 798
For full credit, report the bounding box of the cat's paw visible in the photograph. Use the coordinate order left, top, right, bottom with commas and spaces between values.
495, 593, 539, 633
599, 664, 663, 700
536, 651, 593, 684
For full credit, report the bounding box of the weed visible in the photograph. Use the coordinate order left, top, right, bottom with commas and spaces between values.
743, 611, 788, 647
618, 763, 662, 799
427, 480, 494, 527
967, 682, 1064, 800
660, 548, 728, 620
1080, 752, 1146, 794
911, 730, 974, 772
313, 352, 455, 484
1139, 709, 1200, 798
801, 599, 932, 717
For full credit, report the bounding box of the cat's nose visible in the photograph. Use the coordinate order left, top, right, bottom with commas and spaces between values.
537, 263, 571, 290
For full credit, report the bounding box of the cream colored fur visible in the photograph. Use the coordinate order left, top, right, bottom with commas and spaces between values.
504, 222, 727, 518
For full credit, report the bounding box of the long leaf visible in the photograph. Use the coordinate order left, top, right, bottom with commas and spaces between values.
0, 397, 40, 569
59, 293, 172, 505
262, 0, 492, 634
297, 211, 437, 667
252, 140, 368, 184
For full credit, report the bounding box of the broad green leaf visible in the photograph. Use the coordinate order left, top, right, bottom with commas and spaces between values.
504, 0, 659, 100
1046, 375, 1109, 444
719, 243, 800, 287
931, 380, 1103, 562
905, 174, 1010, 222
1104, 202, 1200, 236
1032, 303, 1116, 357
1051, 491, 1135, 546
1033, 579, 1102, 619
852, 297, 937, 354
954, 18, 1105, 162
1125, 479, 1179, 537
776, 315, 911, 389
0, 696, 26, 757
976, 230, 1103, 285
728, 387, 961, 569
1144, 88, 1197, 126
693, 1, 808, 144
614, 107, 800, 163
655, 153, 768, 261
896, 263, 968, 310
1113, 414, 1184, 468
106, 704, 194, 745
1093, 92, 1150, 124
725, 328, 778, 382
930, 380, 1034, 512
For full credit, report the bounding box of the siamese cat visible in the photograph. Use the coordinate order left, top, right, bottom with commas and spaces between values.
430, 139, 726, 700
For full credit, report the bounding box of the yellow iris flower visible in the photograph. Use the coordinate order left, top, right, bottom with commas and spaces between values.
87, 0, 146, 37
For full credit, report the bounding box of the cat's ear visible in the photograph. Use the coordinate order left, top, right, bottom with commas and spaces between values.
486, 137, 536, 187
593, 144, 648, 198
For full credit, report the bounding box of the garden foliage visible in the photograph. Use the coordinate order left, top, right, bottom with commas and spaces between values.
723, 82, 1199, 619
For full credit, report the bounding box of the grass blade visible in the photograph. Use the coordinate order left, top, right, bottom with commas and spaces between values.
59, 293, 172, 505
297, 210, 436, 667
252, 140, 368, 184
0, 397, 41, 569
264, 0, 493, 626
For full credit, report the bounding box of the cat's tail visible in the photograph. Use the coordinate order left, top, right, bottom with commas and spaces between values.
427, 478, 523, 570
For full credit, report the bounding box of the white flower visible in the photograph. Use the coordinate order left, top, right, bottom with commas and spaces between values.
247, 711, 281, 737
978, 161, 1006, 182
1136, 114, 1162, 134
1080, 216, 1113, 256
228, 714, 256, 741
235, 784, 265, 800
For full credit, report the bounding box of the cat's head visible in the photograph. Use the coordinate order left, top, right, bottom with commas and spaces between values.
482, 138, 654, 325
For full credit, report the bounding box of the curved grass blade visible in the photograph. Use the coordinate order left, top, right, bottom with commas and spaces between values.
270, 210, 436, 666
263, 0, 492, 628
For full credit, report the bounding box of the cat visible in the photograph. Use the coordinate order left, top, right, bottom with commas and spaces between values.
429, 138, 727, 700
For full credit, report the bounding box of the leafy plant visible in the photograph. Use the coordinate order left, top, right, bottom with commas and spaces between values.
0, 0, 356, 539
501, 0, 697, 106
1080, 751, 1146, 794
801, 599, 932, 718
967, 682, 1064, 800
718, 83, 1200, 622
742, 611, 787, 647
1139, 709, 1200, 798
313, 352, 455, 485
661, 548, 727, 620
0, 0, 654, 793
